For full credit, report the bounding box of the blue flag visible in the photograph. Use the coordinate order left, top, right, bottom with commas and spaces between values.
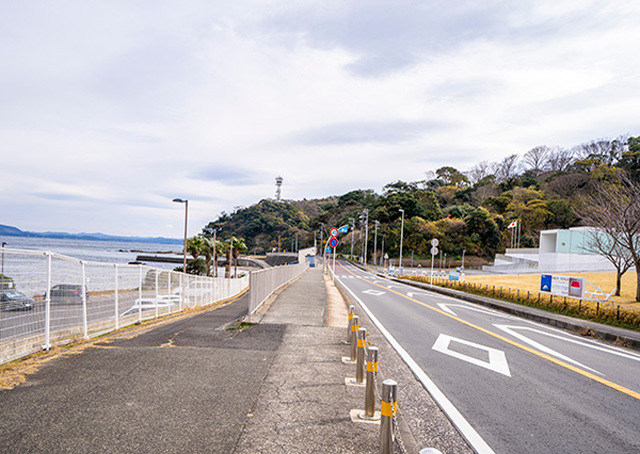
338, 225, 349, 234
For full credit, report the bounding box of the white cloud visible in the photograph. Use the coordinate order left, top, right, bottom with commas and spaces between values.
0, 0, 639, 237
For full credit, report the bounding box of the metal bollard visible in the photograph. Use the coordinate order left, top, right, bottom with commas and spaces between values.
355, 327, 367, 383
359, 346, 380, 421
380, 379, 397, 454
350, 315, 360, 361
343, 305, 355, 344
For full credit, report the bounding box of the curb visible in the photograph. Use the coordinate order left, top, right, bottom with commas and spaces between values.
390, 276, 640, 351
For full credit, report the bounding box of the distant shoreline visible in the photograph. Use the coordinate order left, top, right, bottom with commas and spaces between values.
0, 223, 181, 245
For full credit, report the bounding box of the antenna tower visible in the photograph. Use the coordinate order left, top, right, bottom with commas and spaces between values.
275, 176, 284, 201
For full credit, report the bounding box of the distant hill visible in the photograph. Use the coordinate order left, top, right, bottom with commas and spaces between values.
0, 224, 181, 244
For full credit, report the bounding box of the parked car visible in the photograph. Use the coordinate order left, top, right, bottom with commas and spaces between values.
0, 290, 34, 311
120, 294, 180, 317
50, 284, 89, 304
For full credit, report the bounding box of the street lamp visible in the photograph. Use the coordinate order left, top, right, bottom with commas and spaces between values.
373, 220, 380, 266
398, 209, 405, 270
361, 209, 369, 266
173, 198, 188, 274
1, 242, 6, 291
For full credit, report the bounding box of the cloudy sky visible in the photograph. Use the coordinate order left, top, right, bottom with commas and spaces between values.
1, 1, 639, 238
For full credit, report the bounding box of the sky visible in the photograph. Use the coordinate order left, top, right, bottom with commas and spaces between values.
1, 0, 639, 239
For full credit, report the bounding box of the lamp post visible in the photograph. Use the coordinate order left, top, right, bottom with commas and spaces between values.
361, 209, 369, 266
373, 220, 379, 266
398, 209, 405, 270
1, 242, 6, 291
349, 218, 355, 259
173, 198, 188, 274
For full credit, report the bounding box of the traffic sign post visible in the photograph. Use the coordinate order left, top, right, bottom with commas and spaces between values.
329, 237, 338, 248
330, 227, 339, 238
430, 244, 438, 285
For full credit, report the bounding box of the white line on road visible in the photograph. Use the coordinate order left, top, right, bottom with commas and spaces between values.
336, 274, 496, 454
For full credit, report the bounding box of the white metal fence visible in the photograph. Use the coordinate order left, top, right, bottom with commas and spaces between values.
0, 248, 248, 365
248, 261, 307, 321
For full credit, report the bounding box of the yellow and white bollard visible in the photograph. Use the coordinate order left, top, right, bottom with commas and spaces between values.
380, 379, 397, 454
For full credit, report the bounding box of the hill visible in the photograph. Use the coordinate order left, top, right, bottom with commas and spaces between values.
203, 134, 639, 264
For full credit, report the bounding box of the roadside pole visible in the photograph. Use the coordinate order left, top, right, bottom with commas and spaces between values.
430, 238, 438, 285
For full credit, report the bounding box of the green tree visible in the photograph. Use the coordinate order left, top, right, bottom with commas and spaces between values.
232, 237, 248, 278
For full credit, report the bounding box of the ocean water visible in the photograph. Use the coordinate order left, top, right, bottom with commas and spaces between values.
0, 236, 181, 269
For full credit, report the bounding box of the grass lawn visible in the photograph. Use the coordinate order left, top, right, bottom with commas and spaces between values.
465, 271, 640, 308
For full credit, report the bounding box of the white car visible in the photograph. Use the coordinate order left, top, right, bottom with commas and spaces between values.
120, 294, 182, 317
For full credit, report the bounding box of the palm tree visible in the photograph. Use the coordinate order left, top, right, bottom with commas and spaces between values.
223, 241, 232, 278
185, 236, 210, 275
232, 237, 248, 278
201, 237, 215, 277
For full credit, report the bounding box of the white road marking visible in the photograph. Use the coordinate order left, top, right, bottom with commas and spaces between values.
362, 289, 386, 296
407, 291, 429, 298
437, 303, 512, 319
433, 334, 511, 377
495, 324, 640, 370
335, 275, 496, 454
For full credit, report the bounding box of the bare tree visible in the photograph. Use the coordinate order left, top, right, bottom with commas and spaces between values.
466, 160, 492, 184
522, 145, 551, 175
547, 147, 574, 172
493, 154, 519, 182
580, 174, 640, 301
583, 228, 633, 296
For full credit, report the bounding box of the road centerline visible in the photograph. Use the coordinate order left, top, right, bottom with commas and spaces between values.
337, 262, 640, 401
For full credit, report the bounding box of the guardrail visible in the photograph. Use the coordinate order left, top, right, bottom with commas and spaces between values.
247, 261, 307, 321
0, 247, 248, 365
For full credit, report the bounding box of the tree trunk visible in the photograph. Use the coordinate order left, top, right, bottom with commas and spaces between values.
213, 251, 218, 278
636, 265, 640, 302
616, 269, 622, 296
225, 249, 231, 279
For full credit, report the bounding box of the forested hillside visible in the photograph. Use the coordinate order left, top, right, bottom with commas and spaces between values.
205, 135, 639, 263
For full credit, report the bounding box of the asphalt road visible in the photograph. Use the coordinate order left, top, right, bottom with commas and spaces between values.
0, 293, 286, 453
334, 261, 640, 454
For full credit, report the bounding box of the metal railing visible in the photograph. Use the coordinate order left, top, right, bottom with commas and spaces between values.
0, 247, 248, 365
247, 261, 307, 321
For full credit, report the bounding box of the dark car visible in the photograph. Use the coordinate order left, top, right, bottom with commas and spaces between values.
50, 284, 89, 304
0, 290, 34, 311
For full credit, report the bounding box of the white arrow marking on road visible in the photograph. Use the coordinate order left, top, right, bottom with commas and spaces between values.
433, 334, 511, 377
363, 289, 386, 296
494, 324, 640, 373
437, 303, 512, 319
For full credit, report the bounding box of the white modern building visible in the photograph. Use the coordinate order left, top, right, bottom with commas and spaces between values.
484, 227, 618, 273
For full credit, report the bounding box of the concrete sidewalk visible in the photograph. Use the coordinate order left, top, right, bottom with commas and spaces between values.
234, 266, 471, 453
0, 266, 471, 453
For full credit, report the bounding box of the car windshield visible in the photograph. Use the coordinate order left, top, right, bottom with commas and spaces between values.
3, 291, 26, 298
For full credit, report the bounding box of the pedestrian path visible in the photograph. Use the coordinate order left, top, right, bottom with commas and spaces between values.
0, 265, 471, 453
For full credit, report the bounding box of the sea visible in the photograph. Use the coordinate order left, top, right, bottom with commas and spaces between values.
0, 235, 182, 270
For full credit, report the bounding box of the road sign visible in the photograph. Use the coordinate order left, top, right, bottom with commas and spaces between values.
431, 246, 438, 256
431, 238, 439, 247
330, 227, 339, 238
325, 246, 332, 253
329, 237, 338, 248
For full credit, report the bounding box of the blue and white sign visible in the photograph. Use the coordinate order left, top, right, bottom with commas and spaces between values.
338, 225, 349, 233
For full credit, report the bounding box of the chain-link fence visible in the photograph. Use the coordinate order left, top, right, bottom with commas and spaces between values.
0, 247, 248, 365
247, 262, 307, 321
